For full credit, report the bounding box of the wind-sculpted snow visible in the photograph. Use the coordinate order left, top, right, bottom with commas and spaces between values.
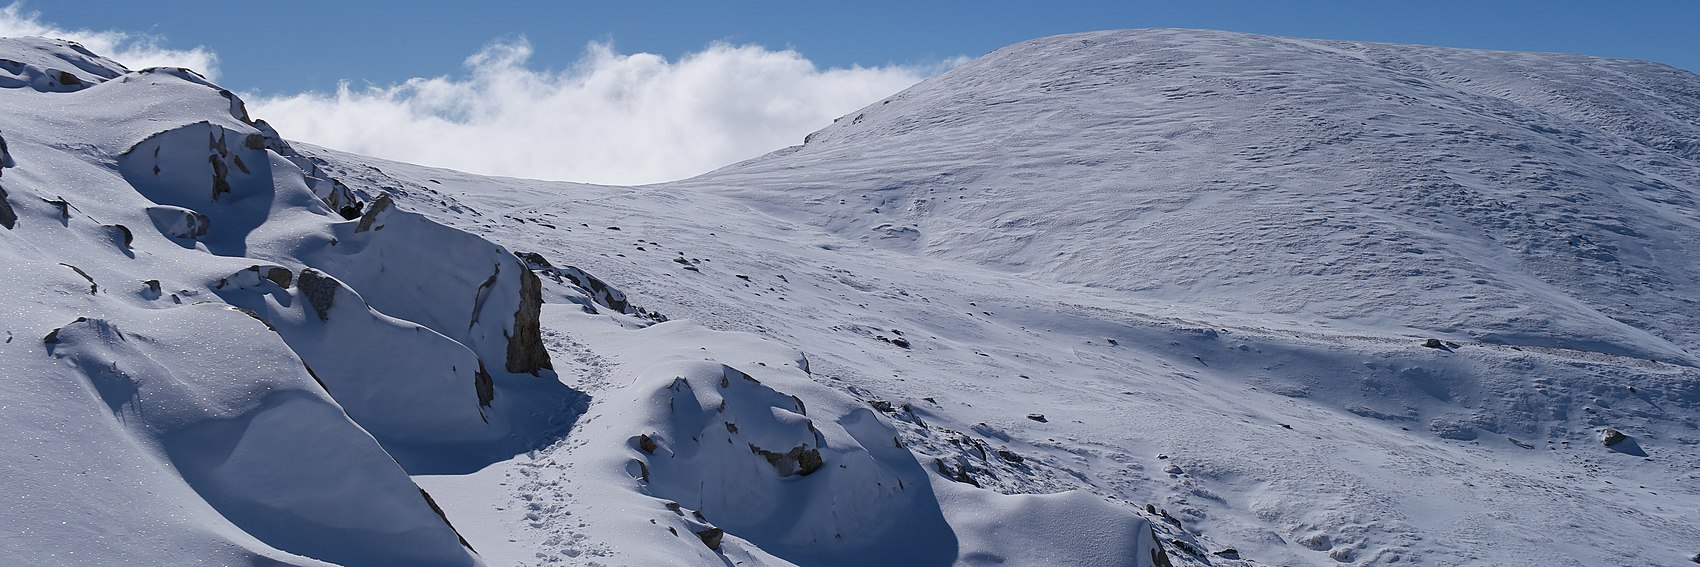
313, 29, 1700, 566
681, 29, 1700, 364
42, 306, 477, 567
10, 29, 1700, 567
0, 36, 579, 565
0, 36, 126, 92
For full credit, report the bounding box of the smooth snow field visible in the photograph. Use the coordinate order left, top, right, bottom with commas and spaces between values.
3, 29, 1699, 566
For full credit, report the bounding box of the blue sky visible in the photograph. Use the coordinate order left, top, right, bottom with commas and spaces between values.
6, 1, 1697, 185
21, 0, 1700, 94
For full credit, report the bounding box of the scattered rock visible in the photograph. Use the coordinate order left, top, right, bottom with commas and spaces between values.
1422, 338, 1449, 350
354, 194, 392, 232
1214, 548, 1240, 559
1599, 428, 1627, 447
104, 224, 133, 249
934, 458, 981, 487
1026, 413, 1047, 422
1150, 527, 1176, 567
59, 263, 97, 294
889, 337, 911, 348
1163, 464, 1183, 475
297, 269, 337, 321
750, 444, 823, 477
995, 449, 1024, 463
869, 400, 894, 412
695, 527, 724, 551
0, 185, 15, 229
1328, 546, 1354, 562
145, 205, 210, 241
46, 198, 69, 222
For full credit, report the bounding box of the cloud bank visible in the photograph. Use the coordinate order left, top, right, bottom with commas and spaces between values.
251, 39, 942, 185
0, 3, 219, 78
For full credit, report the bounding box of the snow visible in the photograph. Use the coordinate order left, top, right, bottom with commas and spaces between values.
6, 28, 1700, 567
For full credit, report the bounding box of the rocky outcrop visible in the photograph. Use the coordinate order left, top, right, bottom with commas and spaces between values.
298, 269, 338, 321
0, 185, 15, 230
517, 251, 635, 314
1599, 427, 1627, 447
355, 194, 393, 233
1, 129, 14, 171
505, 267, 551, 374
750, 444, 824, 477
145, 205, 211, 241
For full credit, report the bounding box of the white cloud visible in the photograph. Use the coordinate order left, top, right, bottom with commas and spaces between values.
0, 3, 219, 79
2, 5, 951, 185
250, 39, 946, 185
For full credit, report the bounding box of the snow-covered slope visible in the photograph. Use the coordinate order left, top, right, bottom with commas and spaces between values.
6, 29, 1700, 567
298, 29, 1700, 566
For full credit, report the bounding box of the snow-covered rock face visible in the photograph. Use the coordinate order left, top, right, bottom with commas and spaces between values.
0, 36, 574, 565
0, 37, 126, 92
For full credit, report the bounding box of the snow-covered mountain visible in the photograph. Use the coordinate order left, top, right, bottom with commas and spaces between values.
4, 29, 1699, 566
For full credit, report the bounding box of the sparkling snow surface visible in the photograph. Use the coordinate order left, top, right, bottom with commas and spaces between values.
6, 29, 1700, 567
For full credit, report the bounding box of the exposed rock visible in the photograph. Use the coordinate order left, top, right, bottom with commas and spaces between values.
1599, 427, 1627, 447
695, 527, 724, 551
263, 267, 293, 288
416, 487, 476, 552
354, 194, 393, 233
297, 269, 337, 321
143, 280, 161, 295
1328, 546, 1354, 562
1422, 338, 1450, 350
46, 198, 69, 222
1214, 548, 1241, 559
1150, 527, 1176, 567
208, 152, 231, 201
934, 458, 981, 487
751, 444, 824, 477
145, 205, 210, 241
637, 434, 658, 454
0, 185, 16, 229
1026, 413, 1048, 422
105, 224, 132, 249
59, 263, 97, 294
996, 449, 1024, 463
518, 251, 637, 314
505, 266, 552, 374
474, 361, 495, 409
0, 129, 12, 173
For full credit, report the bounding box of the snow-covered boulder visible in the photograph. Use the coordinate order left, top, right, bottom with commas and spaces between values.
308, 194, 554, 375
0, 37, 125, 92
34, 298, 476, 566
